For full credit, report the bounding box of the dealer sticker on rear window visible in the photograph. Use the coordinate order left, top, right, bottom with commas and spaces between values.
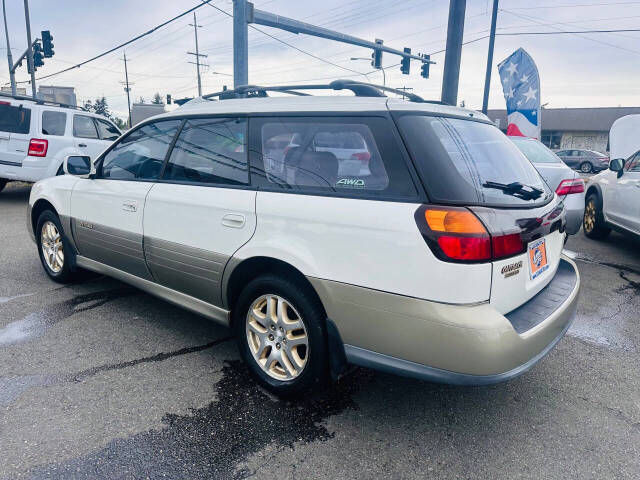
528, 238, 549, 280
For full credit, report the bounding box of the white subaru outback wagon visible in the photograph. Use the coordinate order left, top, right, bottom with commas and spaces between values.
27, 81, 580, 395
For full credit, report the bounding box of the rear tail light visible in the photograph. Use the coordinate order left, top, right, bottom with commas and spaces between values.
416, 206, 525, 263
555, 178, 584, 195
0, 101, 10, 105
28, 138, 48, 157
350, 152, 371, 163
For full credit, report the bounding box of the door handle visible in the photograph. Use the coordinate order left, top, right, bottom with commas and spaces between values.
78, 143, 87, 148
122, 200, 138, 212
222, 213, 245, 228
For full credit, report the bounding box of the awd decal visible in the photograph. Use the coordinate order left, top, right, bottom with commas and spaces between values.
336, 178, 365, 188
501, 260, 522, 278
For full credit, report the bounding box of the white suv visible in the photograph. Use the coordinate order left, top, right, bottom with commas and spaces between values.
0, 94, 121, 192
27, 82, 580, 395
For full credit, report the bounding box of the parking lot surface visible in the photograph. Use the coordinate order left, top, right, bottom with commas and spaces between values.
1, 182, 639, 479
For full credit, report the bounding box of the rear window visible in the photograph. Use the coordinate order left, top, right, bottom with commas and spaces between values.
252, 117, 417, 198
0, 103, 31, 134
42, 111, 67, 136
397, 115, 552, 207
511, 138, 561, 164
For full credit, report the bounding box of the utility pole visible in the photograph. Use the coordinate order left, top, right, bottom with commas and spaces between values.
23, 0, 36, 98
187, 12, 206, 97
120, 52, 132, 128
233, 0, 249, 88
481, 0, 499, 114
397, 86, 413, 100
441, 0, 466, 106
2, 0, 16, 95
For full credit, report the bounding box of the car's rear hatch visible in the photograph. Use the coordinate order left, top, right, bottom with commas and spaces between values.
0, 100, 32, 166
393, 110, 566, 314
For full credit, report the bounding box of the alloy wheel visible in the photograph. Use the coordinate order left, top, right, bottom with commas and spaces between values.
245, 294, 309, 381
584, 200, 596, 233
580, 162, 592, 173
41, 221, 64, 273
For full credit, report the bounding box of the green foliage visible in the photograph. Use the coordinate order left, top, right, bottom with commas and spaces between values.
151, 92, 163, 105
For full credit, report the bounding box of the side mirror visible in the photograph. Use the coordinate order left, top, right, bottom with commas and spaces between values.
609, 158, 625, 172
63, 155, 93, 177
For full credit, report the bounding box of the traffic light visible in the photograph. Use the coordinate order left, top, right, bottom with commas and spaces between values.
166, 94, 172, 104
29, 41, 44, 73
421, 55, 430, 79
371, 38, 383, 69
401, 47, 411, 75
41, 30, 54, 58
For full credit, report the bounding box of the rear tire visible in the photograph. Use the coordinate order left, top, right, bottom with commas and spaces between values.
0, 178, 7, 193
580, 161, 593, 174
36, 210, 79, 283
583, 193, 610, 239
233, 274, 329, 396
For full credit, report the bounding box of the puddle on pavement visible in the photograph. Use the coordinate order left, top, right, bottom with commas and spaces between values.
567, 257, 640, 352
0, 287, 137, 346
0, 293, 35, 304
27, 361, 374, 479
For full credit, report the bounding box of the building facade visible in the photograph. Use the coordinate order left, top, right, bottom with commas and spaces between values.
486, 107, 640, 153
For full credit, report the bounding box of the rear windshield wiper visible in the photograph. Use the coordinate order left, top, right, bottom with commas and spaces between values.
482, 181, 544, 200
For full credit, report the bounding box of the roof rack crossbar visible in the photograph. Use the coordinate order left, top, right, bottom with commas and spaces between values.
200, 80, 437, 103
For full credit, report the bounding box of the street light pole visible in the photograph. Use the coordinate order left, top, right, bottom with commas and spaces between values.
481, 0, 499, 114
23, 0, 36, 98
441, 0, 466, 106
2, 0, 16, 95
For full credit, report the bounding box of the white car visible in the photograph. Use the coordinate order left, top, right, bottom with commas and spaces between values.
0, 94, 121, 192
583, 154, 640, 239
510, 137, 585, 235
26, 81, 580, 395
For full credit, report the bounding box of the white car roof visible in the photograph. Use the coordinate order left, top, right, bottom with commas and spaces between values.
145, 95, 489, 122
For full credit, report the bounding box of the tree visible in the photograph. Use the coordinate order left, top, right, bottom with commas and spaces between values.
151, 92, 163, 105
93, 96, 110, 118
82, 99, 93, 112
112, 117, 127, 130
138, 96, 146, 104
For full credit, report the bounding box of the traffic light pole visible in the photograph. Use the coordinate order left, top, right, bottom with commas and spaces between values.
2, 0, 16, 95
481, 0, 499, 114
441, 0, 466, 106
23, 0, 36, 98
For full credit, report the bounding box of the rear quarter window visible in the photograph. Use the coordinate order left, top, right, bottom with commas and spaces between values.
42, 111, 67, 136
251, 116, 418, 199
0, 103, 31, 134
396, 114, 552, 207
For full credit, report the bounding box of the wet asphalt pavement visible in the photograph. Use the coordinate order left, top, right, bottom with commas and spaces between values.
1, 182, 639, 479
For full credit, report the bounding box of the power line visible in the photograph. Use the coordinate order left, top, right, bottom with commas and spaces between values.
199, 0, 368, 77
506, 1, 640, 9
11, 0, 216, 84
498, 28, 640, 35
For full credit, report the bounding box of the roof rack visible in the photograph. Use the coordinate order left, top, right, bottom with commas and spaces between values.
201, 79, 442, 104
0, 91, 84, 111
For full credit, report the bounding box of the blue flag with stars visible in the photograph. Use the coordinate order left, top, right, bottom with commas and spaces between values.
497, 48, 541, 139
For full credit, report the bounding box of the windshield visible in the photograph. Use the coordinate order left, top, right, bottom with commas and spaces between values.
396, 115, 552, 207
511, 138, 562, 164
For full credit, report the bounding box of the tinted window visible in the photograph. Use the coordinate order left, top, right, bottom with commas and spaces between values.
164, 118, 247, 185
0, 103, 31, 134
96, 118, 120, 141
73, 115, 99, 139
253, 117, 417, 198
397, 115, 551, 206
42, 111, 66, 136
511, 138, 561, 164
555, 150, 568, 156
627, 151, 640, 172
101, 120, 181, 180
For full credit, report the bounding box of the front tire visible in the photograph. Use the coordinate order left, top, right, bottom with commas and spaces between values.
233, 275, 329, 396
583, 193, 610, 239
36, 210, 78, 283
580, 161, 593, 174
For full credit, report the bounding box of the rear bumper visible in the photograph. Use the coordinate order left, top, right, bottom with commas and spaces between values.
311, 256, 580, 385
564, 193, 585, 235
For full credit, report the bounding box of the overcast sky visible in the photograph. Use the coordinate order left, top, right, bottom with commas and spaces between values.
2, 0, 639, 119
